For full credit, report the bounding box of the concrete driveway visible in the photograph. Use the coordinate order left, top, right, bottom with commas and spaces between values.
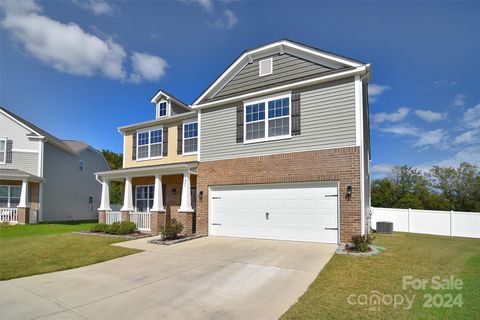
0, 236, 336, 320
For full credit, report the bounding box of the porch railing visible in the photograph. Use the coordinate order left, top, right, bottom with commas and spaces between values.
129, 212, 151, 232
0, 208, 18, 223
106, 211, 122, 225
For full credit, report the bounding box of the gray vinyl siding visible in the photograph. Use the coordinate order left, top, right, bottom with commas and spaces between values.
210, 53, 335, 101
201, 78, 356, 161
0, 152, 39, 176
0, 112, 39, 150
42, 143, 109, 221
171, 102, 188, 116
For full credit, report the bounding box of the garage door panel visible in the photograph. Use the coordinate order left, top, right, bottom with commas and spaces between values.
210, 182, 338, 244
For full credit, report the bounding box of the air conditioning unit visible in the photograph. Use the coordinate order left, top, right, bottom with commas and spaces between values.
376, 221, 393, 234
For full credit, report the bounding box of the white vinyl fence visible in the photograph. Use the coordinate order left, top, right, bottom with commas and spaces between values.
371, 207, 480, 239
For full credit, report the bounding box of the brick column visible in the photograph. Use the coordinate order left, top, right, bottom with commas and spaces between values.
178, 211, 194, 235
98, 210, 106, 223
121, 211, 130, 222
150, 211, 166, 234
17, 207, 30, 224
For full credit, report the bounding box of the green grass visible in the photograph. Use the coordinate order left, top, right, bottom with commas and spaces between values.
0, 222, 141, 280
282, 233, 480, 320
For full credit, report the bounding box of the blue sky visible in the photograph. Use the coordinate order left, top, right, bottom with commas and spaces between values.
1, 0, 479, 177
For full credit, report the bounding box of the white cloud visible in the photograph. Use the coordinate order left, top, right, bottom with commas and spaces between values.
130, 52, 168, 83
418, 146, 480, 169
413, 129, 447, 148
73, 0, 115, 16
453, 93, 466, 107
372, 107, 409, 124
368, 84, 390, 103
1, 0, 167, 83
464, 104, 480, 129
423, 79, 458, 90
453, 130, 479, 145
183, 0, 214, 12
372, 164, 394, 175
224, 9, 238, 29
414, 109, 446, 122
379, 124, 419, 136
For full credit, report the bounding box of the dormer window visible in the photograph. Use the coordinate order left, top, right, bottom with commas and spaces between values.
157, 100, 169, 118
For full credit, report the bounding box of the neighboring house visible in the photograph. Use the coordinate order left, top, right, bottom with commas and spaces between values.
96, 39, 371, 244
0, 107, 110, 223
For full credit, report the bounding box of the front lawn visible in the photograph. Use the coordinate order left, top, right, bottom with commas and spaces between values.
282, 233, 480, 320
0, 222, 141, 280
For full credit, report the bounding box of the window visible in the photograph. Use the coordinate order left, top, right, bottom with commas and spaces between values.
259, 58, 273, 77
244, 94, 291, 142
137, 128, 163, 160
0, 185, 21, 208
88, 196, 94, 212
0, 138, 6, 164
183, 122, 198, 154
157, 101, 168, 118
79, 160, 85, 172
136, 185, 154, 212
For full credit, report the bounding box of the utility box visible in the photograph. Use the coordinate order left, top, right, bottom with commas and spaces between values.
376, 221, 394, 234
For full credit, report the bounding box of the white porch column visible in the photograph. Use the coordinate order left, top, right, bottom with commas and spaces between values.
18, 178, 29, 208
179, 172, 193, 212
151, 174, 165, 212
99, 178, 111, 211
121, 177, 134, 211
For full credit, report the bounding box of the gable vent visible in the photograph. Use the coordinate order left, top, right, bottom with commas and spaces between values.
259, 58, 273, 77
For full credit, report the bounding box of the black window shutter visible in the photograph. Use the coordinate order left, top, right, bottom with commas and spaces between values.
236, 106, 244, 143
291, 93, 301, 136
6, 140, 13, 163
177, 124, 183, 155
162, 127, 168, 157
132, 132, 137, 160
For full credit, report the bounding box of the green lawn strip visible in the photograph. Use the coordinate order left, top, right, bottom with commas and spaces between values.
282, 233, 480, 320
0, 221, 97, 239
0, 233, 140, 280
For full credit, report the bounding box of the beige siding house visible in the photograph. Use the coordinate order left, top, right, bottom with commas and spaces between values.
96, 40, 371, 243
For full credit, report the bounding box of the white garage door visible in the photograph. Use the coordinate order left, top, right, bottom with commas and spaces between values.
209, 182, 339, 244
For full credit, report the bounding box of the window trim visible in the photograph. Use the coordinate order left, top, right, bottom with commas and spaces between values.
79, 160, 85, 172
156, 100, 170, 119
259, 57, 273, 77
135, 185, 154, 212
88, 195, 94, 212
0, 185, 22, 208
0, 137, 6, 164
136, 126, 163, 161
182, 120, 198, 155
243, 93, 292, 144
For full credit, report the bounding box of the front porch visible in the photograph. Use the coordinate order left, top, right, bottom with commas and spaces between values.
95, 163, 197, 235
0, 169, 44, 224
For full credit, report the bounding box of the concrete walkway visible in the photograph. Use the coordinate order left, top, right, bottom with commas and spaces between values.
0, 237, 336, 320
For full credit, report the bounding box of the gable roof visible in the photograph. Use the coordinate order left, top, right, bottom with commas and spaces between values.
0, 106, 95, 155
150, 89, 191, 111
193, 39, 368, 106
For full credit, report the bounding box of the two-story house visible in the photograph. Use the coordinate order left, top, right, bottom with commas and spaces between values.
96, 39, 371, 244
0, 107, 110, 223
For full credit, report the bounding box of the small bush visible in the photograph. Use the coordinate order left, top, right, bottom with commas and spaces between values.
160, 219, 184, 240
90, 223, 107, 233
105, 221, 136, 235
351, 234, 375, 252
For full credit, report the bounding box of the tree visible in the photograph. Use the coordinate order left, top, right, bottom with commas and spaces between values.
101, 150, 123, 205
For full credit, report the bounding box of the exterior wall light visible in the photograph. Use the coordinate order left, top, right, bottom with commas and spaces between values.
346, 185, 353, 198
198, 191, 204, 200
172, 188, 177, 194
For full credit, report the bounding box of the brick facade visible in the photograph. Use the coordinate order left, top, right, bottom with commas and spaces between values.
196, 146, 362, 243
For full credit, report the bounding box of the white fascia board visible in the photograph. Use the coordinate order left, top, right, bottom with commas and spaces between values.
193, 66, 368, 110
150, 90, 190, 110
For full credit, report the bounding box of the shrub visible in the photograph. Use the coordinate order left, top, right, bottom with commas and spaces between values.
351, 234, 375, 252
160, 219, 184, 240
105, 221, 136, 235
90, 223, 107, 233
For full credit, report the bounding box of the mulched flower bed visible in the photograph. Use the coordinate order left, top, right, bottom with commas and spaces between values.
149, 234, 206, 245
335, 244, 385, 256
72, 231, 152, 239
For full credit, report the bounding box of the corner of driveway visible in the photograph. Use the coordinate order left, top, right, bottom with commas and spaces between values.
1, 237, 336, 320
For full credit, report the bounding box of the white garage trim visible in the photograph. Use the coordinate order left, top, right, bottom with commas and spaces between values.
208, 181, 340, 244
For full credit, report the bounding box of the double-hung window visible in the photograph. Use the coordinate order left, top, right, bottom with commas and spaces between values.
0, 185, 21, 208
137, 127, 163, 160
136, 185, 154, 212
244, 94, 291, 142
157, 101, 168, 118
0, 138, 6, 164
183, 121, 198, 154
